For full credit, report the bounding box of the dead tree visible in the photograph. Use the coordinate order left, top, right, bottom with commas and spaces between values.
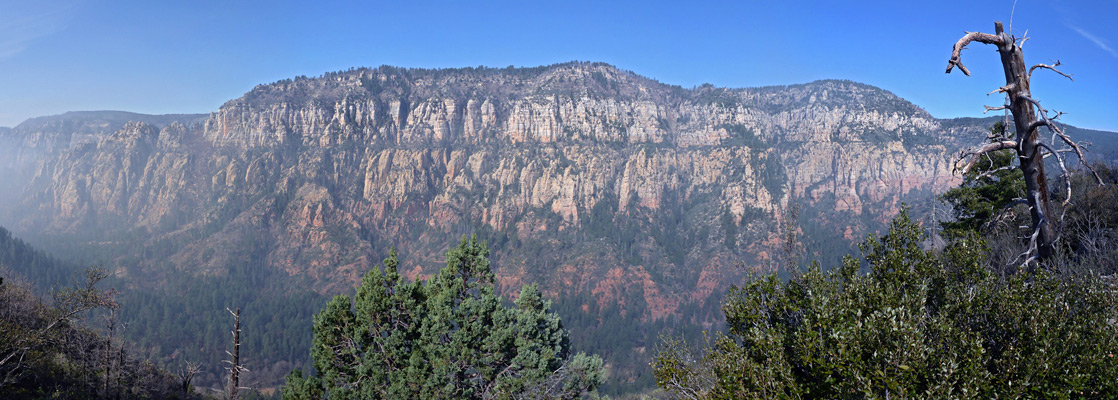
947, 20, 1103, 267
103, 308, 117, 395
224, 307, 248, 400
177, 361, 201, 394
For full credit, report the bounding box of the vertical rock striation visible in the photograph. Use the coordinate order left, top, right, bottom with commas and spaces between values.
1, 63, 1061, 384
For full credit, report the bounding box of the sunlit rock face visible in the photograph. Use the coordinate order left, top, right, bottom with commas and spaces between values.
3, 62, 992, 322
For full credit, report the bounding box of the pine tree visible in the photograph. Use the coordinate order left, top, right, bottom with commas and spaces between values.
283, 236, 605, 399
940, 122, 1025, 238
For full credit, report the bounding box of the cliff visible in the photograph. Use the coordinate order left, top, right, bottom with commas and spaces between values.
2, 62, 1072, 386
2, 62, 997, 309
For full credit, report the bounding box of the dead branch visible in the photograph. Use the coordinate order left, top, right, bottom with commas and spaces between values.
975, 164, 1018, 181
1026, 113, 1105, 185
1004, 198, 1029, 210
984, 105, 1008, 114
990, 197, 1029, 228
988, 84, 1016, 96
986, 197, 1028, 232
946, 31, 1006, 76
1041, 148, 1075, 158
1029, 60, 1073, 81
956, 140, 1019, 174
1016, 191, 1050, 269
1, 267, 115, 389
1020, 225, 1041, 267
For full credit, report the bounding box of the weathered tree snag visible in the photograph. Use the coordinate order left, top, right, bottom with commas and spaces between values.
225, 307, 246, 400
947, 21, 1102, 267
178, 361, 200, 395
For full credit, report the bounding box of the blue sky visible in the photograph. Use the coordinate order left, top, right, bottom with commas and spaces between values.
1, 0, 1115, 130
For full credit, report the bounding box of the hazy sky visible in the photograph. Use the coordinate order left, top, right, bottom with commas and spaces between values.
1, 0, 1116, 130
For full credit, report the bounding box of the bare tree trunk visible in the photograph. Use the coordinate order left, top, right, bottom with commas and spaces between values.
227, 307, 242, 400
104, 308, 115, 396
116, 323, 126, 400
990, 21, 1054, 261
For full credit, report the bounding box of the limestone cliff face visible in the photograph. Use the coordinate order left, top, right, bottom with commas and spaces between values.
4, 63, 996, 324
21, 122, 196, 233
199, 67, 942, 151
0, 111, 206, 167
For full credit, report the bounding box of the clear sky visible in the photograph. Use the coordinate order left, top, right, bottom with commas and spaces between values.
1, 0, 1116, 130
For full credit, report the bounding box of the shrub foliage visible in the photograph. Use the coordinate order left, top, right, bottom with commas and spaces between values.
653, 209, 1118, 399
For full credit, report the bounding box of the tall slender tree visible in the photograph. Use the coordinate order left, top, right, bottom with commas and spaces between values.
226, 307, 248, 400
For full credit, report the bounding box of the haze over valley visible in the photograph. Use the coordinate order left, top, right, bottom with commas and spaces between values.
1, 62, 1116, 395
2, 1, 1117, 398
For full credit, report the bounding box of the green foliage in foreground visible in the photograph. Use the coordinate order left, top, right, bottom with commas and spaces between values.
653, 210, 1118, 399
283, 236, 605, 400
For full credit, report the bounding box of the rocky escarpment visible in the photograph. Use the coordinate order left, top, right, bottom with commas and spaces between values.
0, 112, 207, 221
5, 63, 973, 305
0, 111, 206, 167
202, 66, 945, 150
1, 62, 1046, 387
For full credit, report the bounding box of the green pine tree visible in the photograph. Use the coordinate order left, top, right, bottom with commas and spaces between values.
283, 236, 605, 400
940, 122, 1025, 238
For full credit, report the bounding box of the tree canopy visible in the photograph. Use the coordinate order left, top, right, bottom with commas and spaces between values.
283, 236, 605, 400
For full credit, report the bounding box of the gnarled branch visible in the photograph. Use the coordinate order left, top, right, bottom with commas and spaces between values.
946, 31, 1005, 76
1024, 107, 1105, 185
956, 140, 1019, 174
1029, 60, 1073, 81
